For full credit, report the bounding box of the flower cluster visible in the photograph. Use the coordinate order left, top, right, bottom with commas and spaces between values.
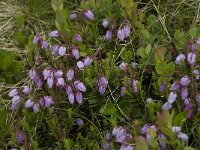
97, 76, 108, 95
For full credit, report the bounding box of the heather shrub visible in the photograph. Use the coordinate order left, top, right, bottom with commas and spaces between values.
1, 0, 200, 149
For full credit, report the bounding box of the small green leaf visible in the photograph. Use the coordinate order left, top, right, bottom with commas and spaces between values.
145, 44, 151, 56
51, 0, 63, 11
135, 136, 149, 150
189, 27, 197, 38
100, 103, 116, 115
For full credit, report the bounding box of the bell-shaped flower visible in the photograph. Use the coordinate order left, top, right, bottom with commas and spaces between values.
105, 30, 112, 41
175, 54, 185, 64
68, 93, 75, 104
58, 46, 66, 56
83, 10, 94, 20
9, 89, 18, 97
102, 19, 109, 28
49, 30, 59, 37
77, 61, 85, 70
180, 76, 191, 86
22, 86, 31, 94
75, 91, 83, 105
84, 56, 93, 67
25, 99, 34, 108
72, 48, 80, 59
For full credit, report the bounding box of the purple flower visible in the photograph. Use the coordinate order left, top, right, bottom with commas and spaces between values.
103, 143, 110, 150
33, 104, 39, 113
52, 45, 59, 55
191, 44, 196, 51
75, 81, 86, 92
29, 69, 37, 80
172, 126, 181, 133
49, 30, 59, 37
184, 98, 191, 105
58, 46, 66, 56
170, 81, 180, 91
72, 48, 80, 59
175, 54, 186, 64
11, 96, 21, 110
98, 85, 106, 95
120, 145, 134, 150
162, 102, 172, 110
105, 30, 112, 41
141, 124, 149, 135
39, 97, 45, 107
34, 77, 43, 89
66, 69, 74, 81
76, 118, 84, 126
177, 132, 189, 141
70, 12, 78, 20
123, 26, 131, 37
75, 91, 83, 105
98, 76, 108, 87
180, 76, 191, 86
54, 70, 63, 78
181, 87, 188, 100
47, 77, 54, 88
56, 78, 65, 87
68, 93, 75, 104
146, 98, 153, 103
25, 99, 34, 108
193, 69, 199, 80
105, 131, 112, 141
195, 93, 200, 102
84, 10, 94, 20
158, 134, 166, 149
103, 19, 109, 28
187, 52, 196, 67
41, 40, 48, 49
84, 56, 93, 67
120, 86, 126, 96
168, 92, 177, 104
9, 89, 18, 97
77, 61, 85, 70
112, 126, 127, 142
42, 68, 51, 80
117, 29, 125, 41
66, 85, 73, 95
44, 96, 54, 107
119, 62, 128, 71
160, 82, 166, 93
16, 131, 24, 144
22, 86, 31, 94
33, 35, 40, 44
73, 34, 82, 42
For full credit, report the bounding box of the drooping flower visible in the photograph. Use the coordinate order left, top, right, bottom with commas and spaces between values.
22, 86, 31, 94
98, 85, 106, 95
58, 46, 66, 56
68, 93, 75, 104
52, 45, 59, 55
84, 10, 94, 20
195, 93, 200, 102
112, 126, 127, 142
117, 29, 125, 41
120, 144, 134, 150
162, 102, 172, 110
180, 76, 191, 86
76, 118, 84, 126
11, 96, 21, 110
25, 99, 34, 108
84, 56, 93, 67
170, 81, 180, 91
75, 91, 83, 105
175, 54, 186, 64
73, 34, 82, 42
65, 85, 73, 95
177, 132, 189, 141
141, 124, 149, 135
146, 98, 153, 103
47, 77, 54, 88
187, 52, 196, 67
168, 92, 177, 104
34, 77, 43, 89
29, 69, 37, 80
105, 30, 112, 41
74, 81, 86, 92
70, 12, 78, 20
9, 89, 18, 97
102, 19, 109, 28
97, 76, 108, 95
33, 104, 39, 113
41, 40, 48, 49
42, 68, 52, 80
103, 143, 110, 150
119, 62, 128, 71
172, 126, 181, 133
105, 131, 112, 141
123, 26, 131, 38
16, 131, 24, 144
181, 87, 188, 100
160, 82, 166, 93
56, 78, 65, 87
54, 70, 63, 78
193, 69, 199, 80
44, 96, 54, 107
131, 79, 139, 94
72, 47, 80, 59
66, 69, 74, 81
49, 30, 59, 37
33, 34, 40, 44
77, 61, 85, 70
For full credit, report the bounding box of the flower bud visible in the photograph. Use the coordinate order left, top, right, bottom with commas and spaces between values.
22, 86, 31, 94
170, 81, 180, 91
180, 76, 191, 86
25, 99, 34, 108
84, 10, 94, 20
105, 131, 112, 141
29, 69, 37, 80
119, 62, 128, 71
102, 19, 109, 28
123, 26, 131, 38
70, 12, 78, 20
58, 46, 66, 56
162, 102, 172, 110
187, 52, 196, 67
99, 86, 106, 95
66, 85, 73, 95
175, 54, 185, 64
181, 87, 188, 100
146, 98, 153, 103
33, 34, 40, 44
73, 34, 82, 42
49, 30, 59, 37
47, 77, 54, 88
172, 126, 181, 133
52, 45, 59, 55
84, 56, 93, 67
33, 104, 39, 113
160, 82, 166, 93
177, 132, 189, 141
75, 91, 83, 105
68, 93, 75, 104
66, 69, 74, 81
168, 92, 177, 104
193, 69, 199, 80
41, 40, 48, 49
77, 61, 85, 70
105, 30, 112, 41
44, 96, 54, 107
9, 89, 18, 97
16, 131, 24, 144
72, 48, 80, 59
117, 29, 125, 41
76, 118, 84, 126
54, 70, 63, 78
76, 81, 86, 92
